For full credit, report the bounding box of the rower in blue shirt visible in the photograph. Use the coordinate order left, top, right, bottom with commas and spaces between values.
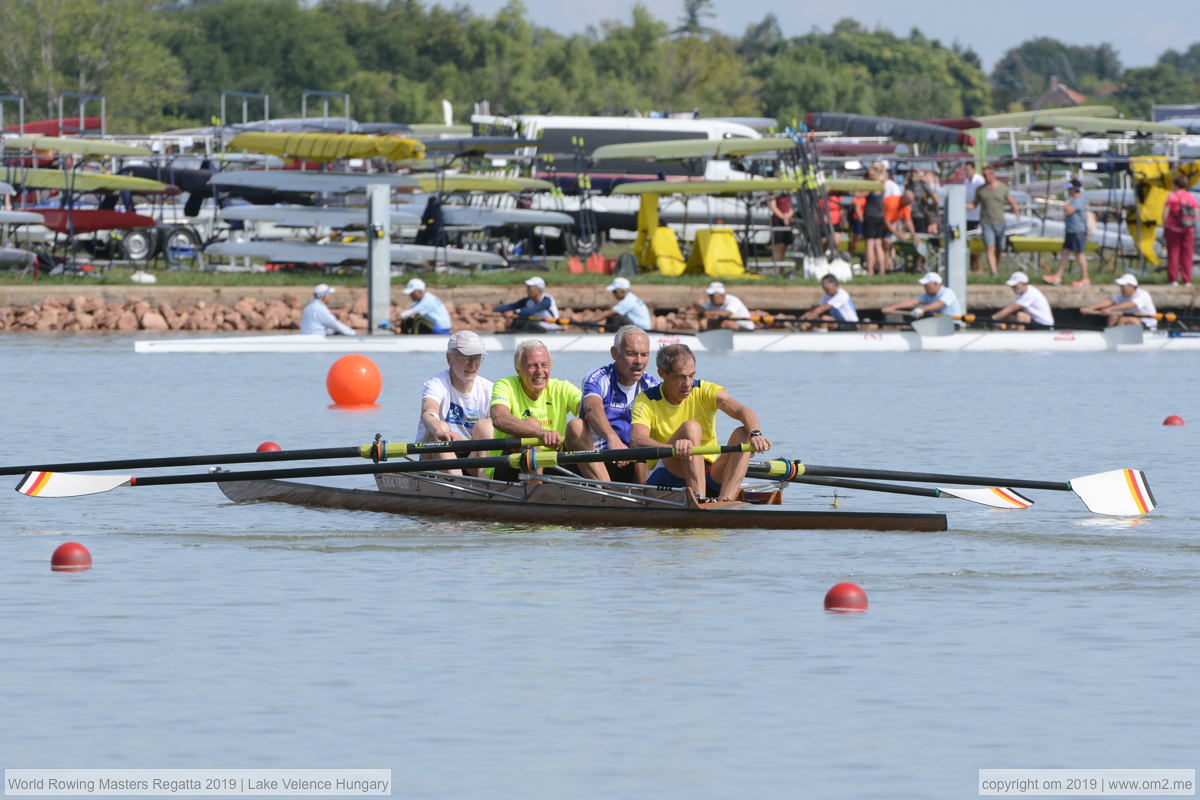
605, 277, 652, 330
573, 325, 661, 483
881, 271, 963, 323
492, 276, 561, 332
398, 278, 452, 334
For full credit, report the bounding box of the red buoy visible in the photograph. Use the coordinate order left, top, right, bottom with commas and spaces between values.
326, 354, 382, 407
1163, 415, 1185, 426
256, 441, 282, 452
824, 582, 868, 612
51, 542, 92, 572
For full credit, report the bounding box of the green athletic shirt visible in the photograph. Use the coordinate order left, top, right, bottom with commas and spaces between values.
490, 376, 582, 435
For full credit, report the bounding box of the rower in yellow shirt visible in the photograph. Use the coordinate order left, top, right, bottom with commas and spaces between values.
630, 343, 771, 501
489, 338, 590, 480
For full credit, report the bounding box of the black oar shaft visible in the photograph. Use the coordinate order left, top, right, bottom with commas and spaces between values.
801, 464, 1070, 492
127, 445, 748, 488
752, 471, 942, 499
0, 437, 533, 476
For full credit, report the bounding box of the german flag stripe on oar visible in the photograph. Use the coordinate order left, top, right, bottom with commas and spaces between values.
16, 471, 53, 497
937, 487, 1035, 509
1068, 469, 1156, 516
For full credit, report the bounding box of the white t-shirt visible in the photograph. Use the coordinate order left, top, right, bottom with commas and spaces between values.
415, 370, 495, 441
703, 294, 754, 330
884, 179, 903, 198
820, 287, 859, 322
1015, 286, 1054, 326
1112, 289, 1157, 330
964, 174, 985, 222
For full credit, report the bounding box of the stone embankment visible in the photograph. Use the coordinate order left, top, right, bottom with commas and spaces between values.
0, 283, 1194, 333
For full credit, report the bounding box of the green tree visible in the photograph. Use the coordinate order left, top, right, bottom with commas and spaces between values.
673, 0, 716, 37
0, 0, 188, 132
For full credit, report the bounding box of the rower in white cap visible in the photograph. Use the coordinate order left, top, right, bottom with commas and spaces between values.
299, 283, 356, 336
698, 281, 754, 330
397, 277, 452, 334
605, 276, 652, 330
992, 271, 1054, 329
492, 275, 561, 332
415, 330, 496, 474
1081, 273, 1158, 329
881, 271, 963, 322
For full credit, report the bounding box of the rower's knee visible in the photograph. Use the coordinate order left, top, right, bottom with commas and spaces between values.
564, 417, 590, 448
472, 418, 494, 440
671, 419, 702, 442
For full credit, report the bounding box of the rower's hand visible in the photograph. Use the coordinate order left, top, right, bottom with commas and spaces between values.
673, 439, 694, 458
606, 436, 631, 467
749, 433, 771, 453
910, 306, 925, 318
428, 419, 453, 442
539, 429, 564, 449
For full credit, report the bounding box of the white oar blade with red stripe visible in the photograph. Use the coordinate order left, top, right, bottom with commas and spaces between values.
16, 471, 132, 498
938, 487, 1034, 509
1069, 469, 1156, 516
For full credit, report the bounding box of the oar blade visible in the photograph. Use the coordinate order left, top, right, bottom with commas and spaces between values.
911, 315, 955, 337
16, 471, 132, 498
937, 487, 1034, 509
1102, 324, 1144, 347
1069, 469, 1156, 516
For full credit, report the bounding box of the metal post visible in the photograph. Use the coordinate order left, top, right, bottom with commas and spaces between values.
943, 184, 967, 313
0, 95, 25, 134
58, 92, 103, 135
218, 90, 270, 153
366, 183, 392, 333
301, 90, 351, 133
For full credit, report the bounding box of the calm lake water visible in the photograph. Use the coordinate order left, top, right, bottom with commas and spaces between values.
2, 334, 1197, 799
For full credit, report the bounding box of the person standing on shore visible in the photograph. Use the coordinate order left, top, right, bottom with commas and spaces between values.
963, 162, 986, 274
1041, 180, 1090, 287
970, 166, 1021, 277
299, 284, 355, 336
1164, 174, 1198, 286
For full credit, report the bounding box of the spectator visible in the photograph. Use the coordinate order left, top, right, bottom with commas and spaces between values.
1041, 180, 1090, 287
970, 165, 1021, 277
1164, 174, 1197, 286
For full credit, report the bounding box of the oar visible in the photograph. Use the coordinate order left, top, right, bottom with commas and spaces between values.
752, 459, 1155, 516
16, 444, 752, 499
746, 466, 1035, 510
0, 436, 544, 476
546, 317, 710, 338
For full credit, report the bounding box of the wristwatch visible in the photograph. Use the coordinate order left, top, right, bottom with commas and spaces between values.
749, 429, 762, 437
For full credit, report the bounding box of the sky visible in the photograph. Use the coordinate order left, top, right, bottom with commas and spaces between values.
459, 0, 1198, 71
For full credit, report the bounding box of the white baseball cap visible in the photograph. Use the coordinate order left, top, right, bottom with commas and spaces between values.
919, 272, 943, 285
1115, 273, 1139, 287
313, 283, 335, 298
706, 282, 726, 295
606, 277, 631, 292
447, 330, 487, 356
403, 278, 426, 295
524, 276, 545, 288
1005, 271, 1030, 286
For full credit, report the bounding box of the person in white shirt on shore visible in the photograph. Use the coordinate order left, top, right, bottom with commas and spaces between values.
699, 282, 754, 330
415, 331, 496, 474
1081, 273, 1158, 330
800, 273, 860, 330
992, 271, 1054, 329
299, 284, 355, 336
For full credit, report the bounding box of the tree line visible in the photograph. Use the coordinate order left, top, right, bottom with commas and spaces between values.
0, 0, 1196, 134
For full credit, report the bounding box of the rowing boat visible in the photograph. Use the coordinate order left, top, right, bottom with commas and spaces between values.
134, 327, 1200, 354
217, 470, 949, 532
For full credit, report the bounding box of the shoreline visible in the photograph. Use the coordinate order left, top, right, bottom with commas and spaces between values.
1, 283, 1195, 334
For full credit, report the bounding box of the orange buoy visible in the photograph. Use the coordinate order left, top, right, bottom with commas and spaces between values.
1163, 415, 1185, 426
326, 354, 382, 407
51, 542, 92, 572
256, 441, 282, 452
824, 582, 868, 612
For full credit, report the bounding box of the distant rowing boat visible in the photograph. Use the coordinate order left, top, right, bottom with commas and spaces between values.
217, 470, 948, 532
135, 327, 1200, 354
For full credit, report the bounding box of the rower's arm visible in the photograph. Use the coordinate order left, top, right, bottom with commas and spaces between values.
1081, 300, 1113, 315
489, 402, 547, 440
715, 390, 771, 452
420, 397, 452, 441
992, 303, 1020, 320
629, 422, 663, 449
881, 299, 918, 314
581, 395, 623, 449
802, 303, 833, 319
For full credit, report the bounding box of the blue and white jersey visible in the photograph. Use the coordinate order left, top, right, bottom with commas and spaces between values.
581, 362, 660, 446
401, 291, 452, 332
919, 287, 963, 319
612, 292, 652, 329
